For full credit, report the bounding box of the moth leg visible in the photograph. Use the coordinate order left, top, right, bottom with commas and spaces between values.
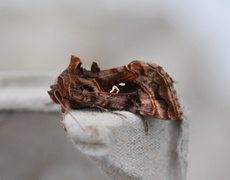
142, 118, 149, 136
92, 104, 126, 118
55, 98, 68, 132
54, 95, 85, 131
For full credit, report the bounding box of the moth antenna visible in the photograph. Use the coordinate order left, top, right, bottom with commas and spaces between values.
92, 104, 126, 118
53, 90, 85, 131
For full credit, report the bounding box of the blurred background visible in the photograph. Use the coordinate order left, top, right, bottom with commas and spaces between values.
0, 0, 230, 179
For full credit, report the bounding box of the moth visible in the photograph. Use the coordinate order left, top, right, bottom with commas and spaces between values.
48, 55, 182, 133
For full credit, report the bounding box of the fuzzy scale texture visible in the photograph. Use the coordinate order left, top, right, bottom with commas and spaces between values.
64, 110, 189, 180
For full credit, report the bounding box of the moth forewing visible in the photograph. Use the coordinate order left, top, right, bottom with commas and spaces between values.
48, 56, 182, 134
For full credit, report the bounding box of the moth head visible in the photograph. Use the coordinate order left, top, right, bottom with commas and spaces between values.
48, 84, 62, 104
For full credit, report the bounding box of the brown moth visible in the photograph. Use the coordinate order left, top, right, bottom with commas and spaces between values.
48, 55, 182, 133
